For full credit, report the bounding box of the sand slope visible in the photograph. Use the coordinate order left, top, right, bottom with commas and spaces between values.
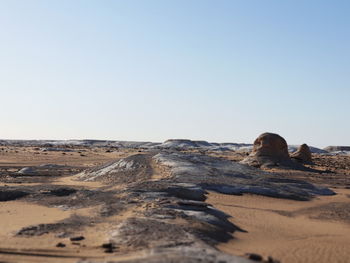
208, 189, 350, 263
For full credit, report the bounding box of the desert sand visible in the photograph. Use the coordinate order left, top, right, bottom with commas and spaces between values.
209, 189, 350, 263
0, 140, 349, 263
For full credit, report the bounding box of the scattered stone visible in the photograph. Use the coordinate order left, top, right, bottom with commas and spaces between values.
110, 218, 193, 249
42, 187, 77, 197
16, 216, 90, 237
16, 224, 54, 236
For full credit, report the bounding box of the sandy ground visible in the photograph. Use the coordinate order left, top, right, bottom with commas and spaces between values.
0, 200, 145, 263
0, 146, 140, 262
3, 190, 349, 263
208, 189, 350, 263
1, 146, 349, 262
0, 146, 133, 167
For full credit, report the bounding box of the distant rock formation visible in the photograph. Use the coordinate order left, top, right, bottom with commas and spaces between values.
291, 144, 312, 164
241, 132, 293, 168
288, 145, 328, 154
324, 146, 350, 152
161, 139, 208, 148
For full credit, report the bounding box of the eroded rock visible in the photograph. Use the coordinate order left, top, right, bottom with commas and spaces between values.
241, 133, 293, 168
291, 144, 313, 163
76, 154, 152, 184
153, 152, 334, 201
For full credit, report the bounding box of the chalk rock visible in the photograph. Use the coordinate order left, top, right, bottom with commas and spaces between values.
291, 144, 312, 163
241, 133, 292, 167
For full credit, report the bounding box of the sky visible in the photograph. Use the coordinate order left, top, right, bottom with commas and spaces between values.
0, 0, 349, 147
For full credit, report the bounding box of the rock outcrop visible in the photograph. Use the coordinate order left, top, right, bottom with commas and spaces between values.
153, 152, 334, 201
291, 144, 312, 163
75, 154, 152, 183
241, 133, 293, 168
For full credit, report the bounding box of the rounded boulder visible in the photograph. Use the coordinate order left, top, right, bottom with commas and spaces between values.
241, 132, 292, 167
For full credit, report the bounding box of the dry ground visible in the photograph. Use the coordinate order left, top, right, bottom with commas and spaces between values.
0, 146, 349, 263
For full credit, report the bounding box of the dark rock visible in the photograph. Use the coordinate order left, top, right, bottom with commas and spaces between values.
56, 242, 66, 247
267, 256, 281, 263
0, 190, 29, 201
16, 215, 90, 237
102, 242, 117, 253
246, 253, 263, 261
43, 187, 77, 196
70, 236, 85, 241
16, 224, 58, 236
110, 218, 193, 249
165, 185, 207, 201
177, 200, 208, 207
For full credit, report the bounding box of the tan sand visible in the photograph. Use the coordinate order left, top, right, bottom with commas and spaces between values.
0, 202, 71, 235
0, 146, 129, 167
0, 201, 108, 262
208, 189, 350, 263
0, 198, 148, 262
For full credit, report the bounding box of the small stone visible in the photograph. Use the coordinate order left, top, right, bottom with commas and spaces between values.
70, 236, 85, 241
102, 242, 116, 253
268, 256, 281, 263
56, 242, 66, 248
102, 243, 113, 249
246, 253, 263, 261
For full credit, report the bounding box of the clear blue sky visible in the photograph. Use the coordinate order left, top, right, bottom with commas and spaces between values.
0, 0, 349, 147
